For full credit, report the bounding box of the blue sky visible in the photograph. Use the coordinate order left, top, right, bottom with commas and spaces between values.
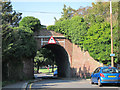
11, 0, 95, 26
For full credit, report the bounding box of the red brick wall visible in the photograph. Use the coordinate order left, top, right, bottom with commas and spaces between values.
71, 44, 103, 77
64, 39, 73, 65
36, 29, 103, 78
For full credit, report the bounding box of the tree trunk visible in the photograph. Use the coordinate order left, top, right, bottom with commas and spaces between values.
52, 64, 54, 72
37, 65, 39, 73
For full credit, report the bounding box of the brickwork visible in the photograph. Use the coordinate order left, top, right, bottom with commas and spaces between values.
71, 44, 103, 77
35, 29, 103, 78
64, 39, 73, 65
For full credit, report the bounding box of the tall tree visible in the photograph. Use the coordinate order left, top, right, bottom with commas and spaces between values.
19, 16, 41, 32
84, 1, 119, 65
47, 3, 119, 65
83, 22, 113, 64
2, 1, 23, 80
2, 1, 22, 62
87, 2, 118, 25
48, 16, 88, 49
55, 4, 76, 22
61, 4, 75, 20
2, 2, 22, 27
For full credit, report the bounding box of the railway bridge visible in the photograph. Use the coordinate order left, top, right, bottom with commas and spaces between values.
33, 29, 103, 78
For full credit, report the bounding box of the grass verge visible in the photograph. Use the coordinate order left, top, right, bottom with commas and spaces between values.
34, 67, 57, 74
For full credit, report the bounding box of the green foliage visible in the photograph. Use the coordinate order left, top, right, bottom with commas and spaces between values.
2, 1, 38, 81
34, 48, 55, 67
2, 2, 37, 62
19, 16, 41, 32
2, 1, 22, 62
13, 27, 37, 59
84, 14, 104, 25
47, 3, 119, 65
87, 2, 118, 25
2, 2, 22, 27
61, 4, 75, 20
3, 27, 37, 61
47, 25, 56, 31
54, 4, 76, 22
34, 48, 55, 73
48, 16, 88, 49
83, 22, 111, 64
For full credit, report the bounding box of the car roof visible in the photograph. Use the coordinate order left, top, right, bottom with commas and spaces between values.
99, 66, 116, 69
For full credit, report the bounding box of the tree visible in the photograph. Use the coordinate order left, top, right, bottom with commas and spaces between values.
19, 16, 41, 32
54, 4, 76, 22
34, 50, 46, 73
2, 1, 39, 80
2, 2, 22, 27
47, 3, 119, 65
87, 2, 118, 25
2, 26, 37, 80
73, 6, 90, 17
83, 22, 111, 64
48, 16, 88, 49
34, 48, 55, 73
61, 4, 75, 20
2, 1, 23, 80
85, 1, 119, 65
2, 1, 22, 62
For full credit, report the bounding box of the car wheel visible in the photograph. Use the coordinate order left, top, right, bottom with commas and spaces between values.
91, 78, 94, 84
98, 79, 102, 87
54, 74, 57, 77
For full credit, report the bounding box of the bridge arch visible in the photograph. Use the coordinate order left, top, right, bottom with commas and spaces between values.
21, 29, 103, 80
42, 44, 71, 78
33, 29, 103, 78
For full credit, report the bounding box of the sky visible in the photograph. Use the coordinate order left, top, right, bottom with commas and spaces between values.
11, 0, 95, 26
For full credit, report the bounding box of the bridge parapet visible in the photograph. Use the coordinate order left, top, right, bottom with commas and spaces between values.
34, 29, 67, 48
35, 35, 66, 48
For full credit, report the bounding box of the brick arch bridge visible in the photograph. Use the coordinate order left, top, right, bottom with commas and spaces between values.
34, 29, 103, 78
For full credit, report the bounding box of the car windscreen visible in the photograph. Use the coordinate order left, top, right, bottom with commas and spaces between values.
102, 68, 119, 73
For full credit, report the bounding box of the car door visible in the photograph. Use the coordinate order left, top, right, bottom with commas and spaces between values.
92, 68, 99, 83
93, 68, 101, 83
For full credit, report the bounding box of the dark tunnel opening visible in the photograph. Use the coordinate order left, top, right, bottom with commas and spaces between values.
42, 44, 71, 78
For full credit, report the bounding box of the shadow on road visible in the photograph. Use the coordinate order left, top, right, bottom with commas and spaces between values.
101, 84, 120, 87
31, 74, 120, 88
92, 83, 120, 88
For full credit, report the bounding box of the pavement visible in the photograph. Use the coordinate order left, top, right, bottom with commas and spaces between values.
2, 78, 43, 90
2, 80, 28, 89
2, 74, 52, 90
2, 74, 90, 90
2, 78, 90, 89
2, 76, 120, 89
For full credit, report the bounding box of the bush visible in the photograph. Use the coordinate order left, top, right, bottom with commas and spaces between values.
47, 25, 56, 31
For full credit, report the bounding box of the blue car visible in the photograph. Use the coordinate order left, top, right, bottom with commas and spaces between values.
53, 70, 58, 76
91, 67, 120, 87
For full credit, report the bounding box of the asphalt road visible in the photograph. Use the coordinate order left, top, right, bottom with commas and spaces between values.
27, 78, 120, 89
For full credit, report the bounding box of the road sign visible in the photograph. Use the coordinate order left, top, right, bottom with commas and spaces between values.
110, 54, 115, 57
48, 36, 56, 44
